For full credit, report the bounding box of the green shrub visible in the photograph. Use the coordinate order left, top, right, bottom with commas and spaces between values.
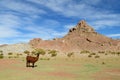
98, 51, 105, 54
90, 53, 96, 55
8, 56, 13, 58
0, 50, 3, 54
24, 50, 30, 54
48, 50, 57, 57
35, 49, 46, 55
51, 53, 57, 57
117, 52, 120, 56
88, 54, 92, 58
67, 52, 74, 58
105, 53, 108, 55
110, 52, 116, 55
80, 50, 90, 54
14, 56, 18, 58
102, 62, 105, 65
95, 55, 100, 58
0, 53, 4, 59
8, 52, 13, 55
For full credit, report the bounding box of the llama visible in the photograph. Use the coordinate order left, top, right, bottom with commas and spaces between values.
26, 53, 40, 68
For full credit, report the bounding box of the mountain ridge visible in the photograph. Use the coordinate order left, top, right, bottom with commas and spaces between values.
29, 20, 120, 52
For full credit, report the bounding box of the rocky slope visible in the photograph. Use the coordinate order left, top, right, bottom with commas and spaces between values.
29, 20, 120, 52
0, 43, 33, 55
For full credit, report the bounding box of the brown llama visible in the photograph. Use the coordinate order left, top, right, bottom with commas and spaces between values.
26, 53, 40, 68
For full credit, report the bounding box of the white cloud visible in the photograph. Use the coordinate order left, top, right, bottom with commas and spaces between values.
0, 0, 119, 44
29, 0, 120, 30
42, 19, 60, 28
0, 0, 46, 16
64, 24, 76, 29
28, 0, 100, 17
89, 19, 120, 30
24, 25, 67, 40
0, 14, 21, 27
0, 14, 22, 38
0, 27, 20, 38
107, 34, 120, 38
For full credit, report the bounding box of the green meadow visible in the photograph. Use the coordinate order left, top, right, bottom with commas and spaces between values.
0, 54, 120, 80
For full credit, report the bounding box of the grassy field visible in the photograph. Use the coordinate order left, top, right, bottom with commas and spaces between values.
0, 54, 120, 80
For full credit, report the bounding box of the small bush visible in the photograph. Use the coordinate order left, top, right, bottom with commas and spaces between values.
98, 51, 105, 54
14, 56, 18, 58
8, 56, 13, 58
80, 50, 90, 54
67, 52, 74, 58
48, 50, 57, 57
8, 52, 13, 55
0, 53, 4, 59
110, 52, 116, 55
102, 62, 105, 65
0, 50, 3, 54
105, 53, 108, 55
95, 55, 100, 58
24, 50, 30, 54
90, 53, 96, 55
51, 53, 57, 57
35, 49, 46, 55
117, 52, 120, 56
88, 54, 92, 58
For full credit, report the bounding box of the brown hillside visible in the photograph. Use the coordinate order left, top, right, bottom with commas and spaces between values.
29, 20, 120, 52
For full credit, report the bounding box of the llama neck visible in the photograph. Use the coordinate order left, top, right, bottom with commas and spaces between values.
37, 54, 39, 58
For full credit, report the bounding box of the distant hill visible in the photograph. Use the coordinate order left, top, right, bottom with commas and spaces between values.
0, 20, 119, 55
0, 43, 33, 55
29, 20, 120, 52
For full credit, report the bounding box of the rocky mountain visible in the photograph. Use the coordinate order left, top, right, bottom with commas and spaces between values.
29, 20, 120, 52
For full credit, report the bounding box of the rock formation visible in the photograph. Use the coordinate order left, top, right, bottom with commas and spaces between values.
29, 20, 120, 52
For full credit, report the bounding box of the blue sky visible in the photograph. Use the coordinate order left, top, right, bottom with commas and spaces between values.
0, 0, 120, 44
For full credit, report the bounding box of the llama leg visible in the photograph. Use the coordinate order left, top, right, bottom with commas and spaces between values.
26, 62, 28, 67
32, 63, 34, 68
28, 62, 30, 67
26, 61, 30, 67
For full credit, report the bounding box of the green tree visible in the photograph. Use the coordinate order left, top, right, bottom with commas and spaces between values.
24, 50, 30, 55
35, 49, 46, 55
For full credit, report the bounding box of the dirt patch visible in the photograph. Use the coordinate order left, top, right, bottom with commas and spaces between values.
93, 69, 120, 80
0, 59, 20, 69
54, 63, 81, 67
48, 71, 77, 78
106, 69, 120, 76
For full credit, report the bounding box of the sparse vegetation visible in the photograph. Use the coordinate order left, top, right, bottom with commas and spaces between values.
0, 50, 3, 54
8, 52, 13, 55
80, 50, 90, 54
117, 52, 120, 56
67, 52, 74, 58
94, 55, 100, 58
98, 51, 105, 54
102, 62, 105, 65
88, 54, 92, 58
35, 49, 46, 56
48, 50, 57, 57
40, 58, 50, 60
0, 53, 4, 59
90, 53, 96, 55
24, 50, 30, 55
